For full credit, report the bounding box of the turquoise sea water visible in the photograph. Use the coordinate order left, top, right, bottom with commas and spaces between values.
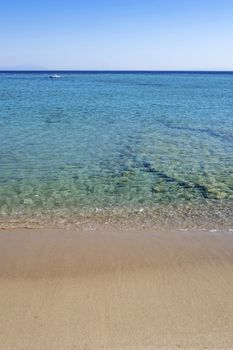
0, 71, 233, 228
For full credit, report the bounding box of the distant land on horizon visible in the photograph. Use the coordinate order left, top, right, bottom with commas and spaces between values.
0, 64, 47, 71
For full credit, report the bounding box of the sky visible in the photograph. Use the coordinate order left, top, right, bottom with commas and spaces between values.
0, 0, 233, 70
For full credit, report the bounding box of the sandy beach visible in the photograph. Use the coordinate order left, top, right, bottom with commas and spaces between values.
0, 227, 233, 349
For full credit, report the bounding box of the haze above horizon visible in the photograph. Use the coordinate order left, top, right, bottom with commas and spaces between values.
1, 0, 233, 70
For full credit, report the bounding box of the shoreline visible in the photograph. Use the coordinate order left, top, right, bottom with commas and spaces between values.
0, 227, 233, 349
1, 200, 233, 231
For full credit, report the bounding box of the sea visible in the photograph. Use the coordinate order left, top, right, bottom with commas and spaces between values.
0, 71, 233, 229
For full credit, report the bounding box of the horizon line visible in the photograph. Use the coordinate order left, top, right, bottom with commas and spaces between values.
1, 69, 233, 73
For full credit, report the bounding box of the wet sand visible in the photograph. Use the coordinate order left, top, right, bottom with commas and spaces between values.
0, 228, 233, 349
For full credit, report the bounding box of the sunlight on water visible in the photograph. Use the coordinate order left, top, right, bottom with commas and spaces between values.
0, 72, 233, 228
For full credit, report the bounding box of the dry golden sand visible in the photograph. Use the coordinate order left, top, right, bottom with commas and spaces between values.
0, 228, 233, 349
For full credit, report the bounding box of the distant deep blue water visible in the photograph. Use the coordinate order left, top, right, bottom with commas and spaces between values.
0, 71, 233, 228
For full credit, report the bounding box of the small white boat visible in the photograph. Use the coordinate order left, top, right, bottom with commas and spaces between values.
49, 74, 61, 79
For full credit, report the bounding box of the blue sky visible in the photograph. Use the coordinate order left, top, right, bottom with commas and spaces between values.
1, 0, 233, 70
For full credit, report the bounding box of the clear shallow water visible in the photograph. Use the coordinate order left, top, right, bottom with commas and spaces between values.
0, 71, 233, 228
